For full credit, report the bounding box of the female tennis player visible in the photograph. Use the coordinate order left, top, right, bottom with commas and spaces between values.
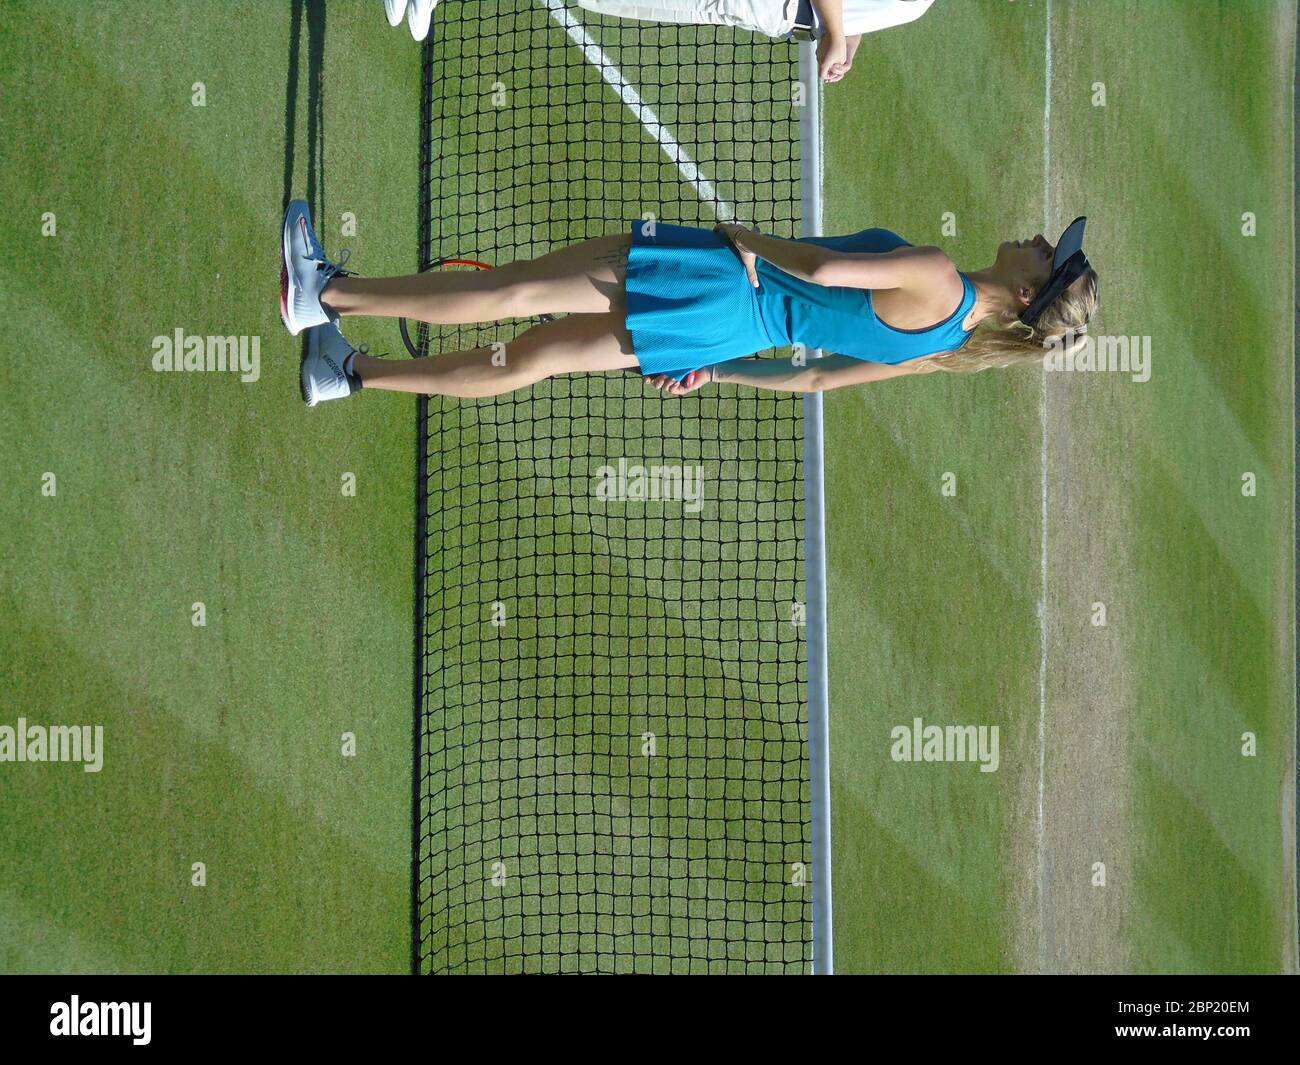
280, 200, 1098, 407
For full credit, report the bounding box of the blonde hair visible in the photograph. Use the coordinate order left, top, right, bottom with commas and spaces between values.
916, 267, 1100, 374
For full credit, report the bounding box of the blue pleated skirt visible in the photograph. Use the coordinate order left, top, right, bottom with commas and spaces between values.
624, 222, 773, 381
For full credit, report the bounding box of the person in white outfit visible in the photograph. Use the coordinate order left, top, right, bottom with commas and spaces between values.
384, 0, 439, 42
578, 0, 937, 83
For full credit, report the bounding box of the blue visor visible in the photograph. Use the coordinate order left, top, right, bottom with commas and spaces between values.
1020, 216, 1091, 326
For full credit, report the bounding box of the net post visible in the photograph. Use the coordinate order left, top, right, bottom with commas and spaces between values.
798, 39, 834, 976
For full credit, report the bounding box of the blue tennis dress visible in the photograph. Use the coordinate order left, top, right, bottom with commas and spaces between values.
625, 223, 976, 381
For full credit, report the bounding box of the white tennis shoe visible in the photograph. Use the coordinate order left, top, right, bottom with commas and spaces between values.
281, 199, 350, 336
384, 0, 407, 27
407, 0, 438, 41
301, 321, 363, 408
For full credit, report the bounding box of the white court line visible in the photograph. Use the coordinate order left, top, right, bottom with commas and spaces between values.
1037, 0, 1053, 975
542, 0, 734, 219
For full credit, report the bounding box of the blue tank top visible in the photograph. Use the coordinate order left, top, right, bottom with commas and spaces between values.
752, 228, 976, 363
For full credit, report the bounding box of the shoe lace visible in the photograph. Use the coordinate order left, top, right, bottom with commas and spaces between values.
315, 247, 353, 277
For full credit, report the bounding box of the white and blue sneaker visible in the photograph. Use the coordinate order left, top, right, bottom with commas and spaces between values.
407, 0, 438, 41
384, 0, 407, 27
281, 199, 351, 336
301, 321, 364, 407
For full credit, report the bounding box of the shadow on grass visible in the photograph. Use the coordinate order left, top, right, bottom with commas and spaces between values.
282, 0, 327, 217
282, 0, 327, 373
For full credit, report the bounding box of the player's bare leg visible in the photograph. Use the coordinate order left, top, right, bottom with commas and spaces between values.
320, 236, 631, 324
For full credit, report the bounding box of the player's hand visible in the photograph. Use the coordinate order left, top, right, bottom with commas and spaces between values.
817, 32, 849, 82
714, 222, 760, 288
644, 367, 713, 396
825, 34, 862, 83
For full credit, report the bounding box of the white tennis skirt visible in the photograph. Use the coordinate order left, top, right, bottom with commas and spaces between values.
576, 0, 798, 39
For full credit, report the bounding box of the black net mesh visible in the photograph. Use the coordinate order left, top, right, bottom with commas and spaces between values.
413, 0, 809, 974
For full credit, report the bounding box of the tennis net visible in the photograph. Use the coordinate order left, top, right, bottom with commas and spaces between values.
414, 0, 809, 974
